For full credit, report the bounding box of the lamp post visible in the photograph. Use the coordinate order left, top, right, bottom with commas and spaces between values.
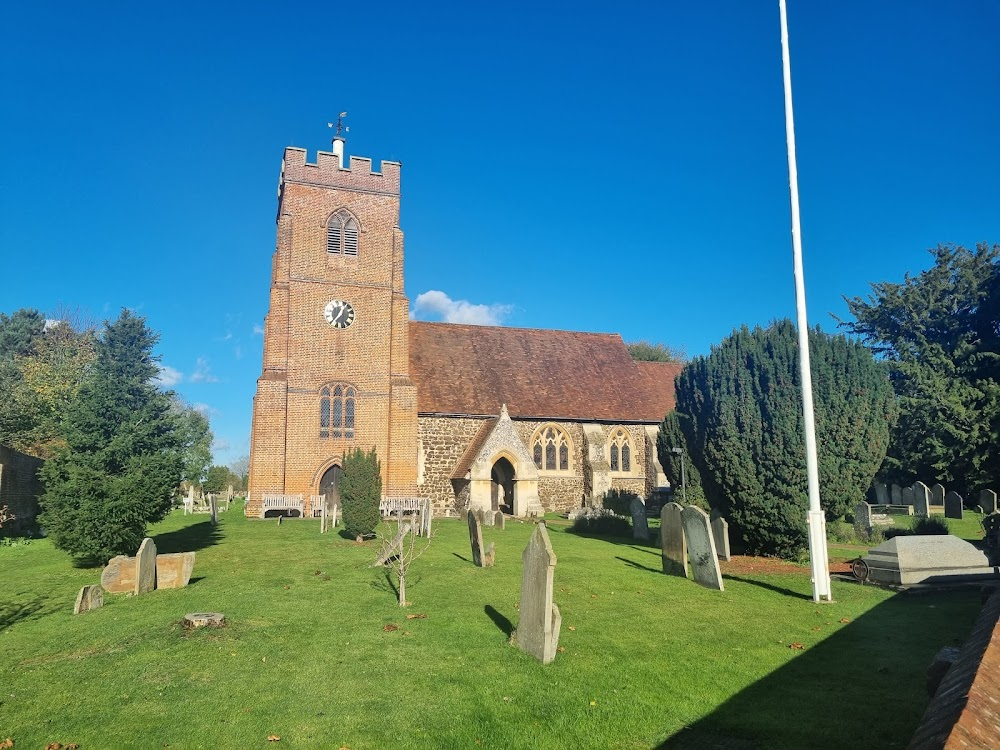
670, 447, 687, 505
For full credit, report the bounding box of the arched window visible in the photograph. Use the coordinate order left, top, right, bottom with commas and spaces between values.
609, 427, 632, 473
319, 383, 356, 439
327, 209, 359, 257
531, 424, 571, 472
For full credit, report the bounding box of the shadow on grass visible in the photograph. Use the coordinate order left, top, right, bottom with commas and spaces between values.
654, 588, 982, 750
0, 596, 48, 634
154, 520, 223, 554
485, 605, 514, 638
723, 574, 812, 601
616, 556, 662, 575
452, 553, 471, 563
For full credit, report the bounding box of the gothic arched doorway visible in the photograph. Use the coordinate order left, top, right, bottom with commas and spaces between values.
319, 464, 343, 513
491, 458, 515, 514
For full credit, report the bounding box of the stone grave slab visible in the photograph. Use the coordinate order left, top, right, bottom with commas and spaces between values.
494, 511, 505, 530
515, 523, 561, 664
631, 496, 649, 541
681, 505, 724, 591
856, 501, 873, 532
710, 511, 731, 561
468, 510, 494, 567
660, 502, 688, 577
156, 552, 196, 589
136, 538, 157, 595
210, 495, 218, 525
862, 535, 996, 586
101, 555, 137, 593
945, 491, 964, 520
73, 584, 104, 615
979, 489, 998, 515
932, 484, 946, 507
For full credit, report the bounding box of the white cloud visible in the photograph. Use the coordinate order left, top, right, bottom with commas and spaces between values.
212, 437, 232, 452
154, 365, 183, 387
411, 290, 513, 326
193, 402, 220, 416
190, 357, 219, 383
252, 324, 264, 336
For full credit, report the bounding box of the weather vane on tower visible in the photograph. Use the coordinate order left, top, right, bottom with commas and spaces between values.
328, 112, 349, 147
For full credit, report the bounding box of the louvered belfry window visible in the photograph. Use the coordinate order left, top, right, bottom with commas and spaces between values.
327, 210, 359, 257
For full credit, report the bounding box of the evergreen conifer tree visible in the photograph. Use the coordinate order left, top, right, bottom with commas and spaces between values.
39, 310, 182, 563
340, 447, 382, 539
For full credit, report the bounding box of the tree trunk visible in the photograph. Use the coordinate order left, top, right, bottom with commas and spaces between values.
398, 570, 406, 606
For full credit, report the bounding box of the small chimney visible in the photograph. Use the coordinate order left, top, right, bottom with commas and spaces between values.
331, 136, 345, 168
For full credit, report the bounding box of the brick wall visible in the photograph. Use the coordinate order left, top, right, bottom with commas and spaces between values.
0, 444, 44, 534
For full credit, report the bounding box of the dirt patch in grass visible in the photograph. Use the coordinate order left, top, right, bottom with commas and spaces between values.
722, 555, 853, 576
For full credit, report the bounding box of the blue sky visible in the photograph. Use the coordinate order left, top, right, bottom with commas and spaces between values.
2, 1, 998, 467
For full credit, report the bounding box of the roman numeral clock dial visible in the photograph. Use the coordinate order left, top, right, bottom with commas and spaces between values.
323, 299, 355, 329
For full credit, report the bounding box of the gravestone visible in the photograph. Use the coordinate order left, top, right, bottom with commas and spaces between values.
155, 552, 196, 589
861, 535, 994, 585
320, 503, 327, 533
101, 555, 138, 593
514, 523, 561, 664
476, 508, 490, 528
210, 495, 218, 526
660, 502, 688, 577
73, 584, 104, 615
874, 482, 889, 506
227, 484, 234, 502
135, 538, 157, 595
979, 489, 998, 515
710, 512, 731, 562
681, 506, 724, 591
855, 501, 873, 532
467, 510, 495, 567
945, 491, 964, 520
901, 486, 915, 509
421, 500, 433, 538
913, 482, 931, 517
494, 511, 505, 530
630, 497, 649, 541
932, 484, 946, 507
330, 504, 339, 528
374, 525, 410, 567
891, 484, 902, 505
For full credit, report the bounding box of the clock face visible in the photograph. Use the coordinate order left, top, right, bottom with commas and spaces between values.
323, 300, 355, 329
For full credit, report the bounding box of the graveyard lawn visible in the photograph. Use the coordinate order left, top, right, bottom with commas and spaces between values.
0, 511, 983, 750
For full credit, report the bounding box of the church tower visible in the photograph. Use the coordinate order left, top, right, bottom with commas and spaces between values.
247, 136, 418, 516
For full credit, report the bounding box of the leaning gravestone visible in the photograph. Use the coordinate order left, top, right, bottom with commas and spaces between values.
467, 510, 495, 567
681, 506, 724, 591
661, 502, 688, 577
494, 511, 505, 530
891, 484, 902, 506
135, 538, 157, 595
979, 489, 998, 515
874, 482, 889, 506
630, 496, 649, 541
155, 552, 195, 589
73, 584, 104, 615
210, 495, 218, 526
945, 491, 964, 520
855, 501, 873, 533
710, 511, 731, 562
101, 555, 138, 593
913, 481, 931, 517
932, 483, 946, 508
514, 523, 561, 664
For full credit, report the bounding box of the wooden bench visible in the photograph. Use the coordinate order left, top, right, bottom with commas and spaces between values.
379, 497, 424, 518
261, 494, 304, 518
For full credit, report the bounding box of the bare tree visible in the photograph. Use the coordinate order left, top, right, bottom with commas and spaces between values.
0, 505, 14, 529
228, 454, 250, 489
374, 515, 431, 606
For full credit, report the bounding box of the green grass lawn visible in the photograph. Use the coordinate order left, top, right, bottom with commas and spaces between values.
0, 509, 984, 749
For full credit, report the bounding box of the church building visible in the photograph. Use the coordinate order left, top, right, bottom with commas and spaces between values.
247, 137, 680, 519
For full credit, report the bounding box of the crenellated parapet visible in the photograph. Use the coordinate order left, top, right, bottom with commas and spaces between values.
280, 147, 400, 197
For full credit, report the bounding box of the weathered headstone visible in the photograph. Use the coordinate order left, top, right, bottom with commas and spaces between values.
330, 503, 339, 528
481, 507, 494, 527
913, 482, 931, 517
210, 495, 218, 526
945, 491, 964, 520
155, 552, 196, 589
101, 555, 137, 593
855, 501, 873, 532
932, 483, 946, 507
660, 502, 688, 577
514, 523, 561, 664
467, 510, 495, 567
979, 489, 998, 515
874, 482, 889, 506
494, 511, 505, 530
900, 486, 915, 509
891, 484, 902, 505
320, 503, 327, 533
710, 511, 731, 562
135, 537, 157, 595
630, 496, 649, 541
420, 500, 434, 537
227, 484, 234, 502
374, 524, 410, 567
681, 506, 724, 591
73, 584, 104, 615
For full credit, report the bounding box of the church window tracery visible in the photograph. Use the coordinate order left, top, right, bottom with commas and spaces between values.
326, 209, 359, 257
609, 427, 632, 473
320, 383, 356, 439
531, 424, 571, 472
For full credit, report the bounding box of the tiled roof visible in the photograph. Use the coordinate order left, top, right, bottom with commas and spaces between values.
450, 418, 498, 479
408, 321, 680, 423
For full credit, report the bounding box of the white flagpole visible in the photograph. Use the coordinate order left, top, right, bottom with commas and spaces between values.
778, 0, 832, 602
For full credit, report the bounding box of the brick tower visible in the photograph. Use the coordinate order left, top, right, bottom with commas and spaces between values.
247, 138, 418, 516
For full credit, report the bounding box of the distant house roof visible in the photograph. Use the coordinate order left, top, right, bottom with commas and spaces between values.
408, 321, 680, 423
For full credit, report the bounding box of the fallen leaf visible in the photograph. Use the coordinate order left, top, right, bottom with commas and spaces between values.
591, 594, 598, 599
789, 643, 805, 650
383, 624, 399, 632
839, 618, 851, 624
283, 585, 290, 590
267, 735, 281, 742
568, 625, 576, 631
589, 700, 597, 706
405, 613, 427, 620
314, 570, 321, 576
811, 626, 821, 631
45, 744, 61, 750
502, 696, 512, 702
0, 739, 12, 749
231, 652, 237, 656
67, 746, 79, 750
557, 646, 566, 653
